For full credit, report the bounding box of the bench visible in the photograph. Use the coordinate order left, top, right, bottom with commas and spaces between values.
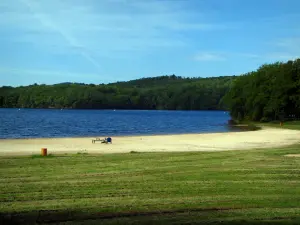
92, 138, 103, 144
92, 137, 112, 144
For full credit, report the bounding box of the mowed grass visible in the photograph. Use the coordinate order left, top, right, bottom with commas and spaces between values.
258, 121, 300, 130
1, 146, 300, 225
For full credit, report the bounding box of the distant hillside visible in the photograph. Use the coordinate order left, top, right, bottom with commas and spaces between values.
110, 74, 236, 89
110, 75, 197, 88
2, 59, 299, 121
0, 75, 236, 110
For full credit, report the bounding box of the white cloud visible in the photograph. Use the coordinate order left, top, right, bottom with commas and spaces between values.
264, 53, 299, 61
0, 66, 113, 86
237, 53, 260, 59
275, 37, 300, 48
1, 0, 229, 55
260, 37, 300, 61
236, 52, 299, 62
0, 0, 236, 80
193, 50, 299, 63
193, 52, 226, 61
273, 37, 300, 54
0, 67, 102, 79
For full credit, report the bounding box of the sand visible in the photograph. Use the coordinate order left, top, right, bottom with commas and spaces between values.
0, 127, 299, 156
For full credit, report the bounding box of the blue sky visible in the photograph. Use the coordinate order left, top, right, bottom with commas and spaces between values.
1, 0, 300, 86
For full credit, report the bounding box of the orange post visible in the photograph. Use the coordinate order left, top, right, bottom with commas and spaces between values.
280, 122, 283, 126
41, 148, 47, 156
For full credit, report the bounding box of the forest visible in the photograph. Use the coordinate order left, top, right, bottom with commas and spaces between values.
0, 75, 235, 110
1, 58, 299, 122
223, 58, 300, 122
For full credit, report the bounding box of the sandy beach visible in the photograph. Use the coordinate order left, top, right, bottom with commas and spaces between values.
0, 127, 299, 156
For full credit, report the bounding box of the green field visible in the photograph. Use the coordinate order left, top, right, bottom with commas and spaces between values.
260, 121, 300, 130
1, 146, 300, 225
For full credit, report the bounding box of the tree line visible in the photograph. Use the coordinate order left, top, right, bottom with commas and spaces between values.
1, 58, 299, 122
0, 75, 235, 110
222, 58, 300, 122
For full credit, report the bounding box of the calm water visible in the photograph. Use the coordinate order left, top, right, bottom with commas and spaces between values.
0, 109, 236, 139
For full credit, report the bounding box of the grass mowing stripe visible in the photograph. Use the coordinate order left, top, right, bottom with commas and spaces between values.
0, 146, 300, 224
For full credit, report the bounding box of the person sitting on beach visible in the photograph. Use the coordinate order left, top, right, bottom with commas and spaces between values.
102, 137, 112, 144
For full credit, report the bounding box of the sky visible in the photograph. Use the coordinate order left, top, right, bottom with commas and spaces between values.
1, 0, 300, 86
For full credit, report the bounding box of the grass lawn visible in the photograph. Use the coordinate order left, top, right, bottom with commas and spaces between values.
257, 121, 300, 130
1, 146, 300, 224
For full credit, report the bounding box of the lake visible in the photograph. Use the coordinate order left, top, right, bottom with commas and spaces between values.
0, 109, 236, 139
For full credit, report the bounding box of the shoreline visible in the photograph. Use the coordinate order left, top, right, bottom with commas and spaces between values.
0, 127, 299, 156
0, 124, 256, 141
0, 129, 243, 141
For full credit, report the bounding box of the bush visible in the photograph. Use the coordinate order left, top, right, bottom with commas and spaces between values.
228, 119, 238, 125
260, 117, 271, 123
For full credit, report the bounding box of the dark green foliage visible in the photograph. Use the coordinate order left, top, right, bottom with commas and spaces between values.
2, 58, 299, 119
0, 75, 235, 110
223, 58, 300, 121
